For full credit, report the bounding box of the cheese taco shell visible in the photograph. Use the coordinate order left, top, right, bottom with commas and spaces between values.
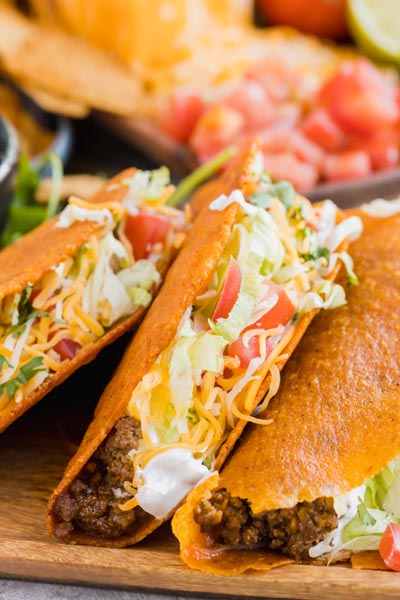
0, 167, 186, 432
47, 142, 357, 548
172, 207, 400, 574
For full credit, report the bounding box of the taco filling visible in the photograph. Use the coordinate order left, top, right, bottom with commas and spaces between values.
53, 171, 361, 542
0, 168, 186, 419
192, 456, 400, 563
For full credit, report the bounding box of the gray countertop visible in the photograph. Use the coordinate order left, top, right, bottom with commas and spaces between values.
0, 580, 215, 600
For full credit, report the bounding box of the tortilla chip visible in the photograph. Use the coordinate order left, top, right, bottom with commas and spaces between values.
36, 174, 106, 204
0, 4, 143, 116
20, 85, 90, 118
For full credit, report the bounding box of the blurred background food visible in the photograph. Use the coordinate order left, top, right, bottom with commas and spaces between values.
0, 0, 399, 208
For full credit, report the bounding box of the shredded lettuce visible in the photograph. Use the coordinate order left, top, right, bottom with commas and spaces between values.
311, 458, 400, 560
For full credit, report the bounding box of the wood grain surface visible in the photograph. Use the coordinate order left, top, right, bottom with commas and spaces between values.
0, 334, 400, 599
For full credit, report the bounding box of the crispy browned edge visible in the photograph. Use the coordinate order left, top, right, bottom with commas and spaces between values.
0, 167, 173, 432
46, 141, 347, 548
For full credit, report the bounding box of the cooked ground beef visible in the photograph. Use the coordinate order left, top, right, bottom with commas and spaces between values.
54, 416, 148, 540
194, 489, 337, 561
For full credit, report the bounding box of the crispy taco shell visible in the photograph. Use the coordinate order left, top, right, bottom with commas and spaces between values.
172, 209, 400, 574
0, 168, 180, 432
47, 142, 348, 547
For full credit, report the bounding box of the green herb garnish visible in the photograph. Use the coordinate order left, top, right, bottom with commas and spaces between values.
0, 356, 46, 398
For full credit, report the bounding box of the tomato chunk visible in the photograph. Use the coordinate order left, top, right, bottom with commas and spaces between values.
322, 150, 371, 183
253, 280, 295, 331
262, 152, 319, 191
379, 522, 400, 572
302, 108, 346, 152
160, 88, 205, 142
224, 80, 277, 129
228, 335, 272, 369
228, 281, 295, 368
124, 212, 171, 260
189, 104, 244, 163
319, 58, 399, 136
54, 338, 81, 361
211, 257, 242, 321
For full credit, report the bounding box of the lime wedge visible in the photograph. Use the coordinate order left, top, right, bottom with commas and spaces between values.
346, 0, 400, 65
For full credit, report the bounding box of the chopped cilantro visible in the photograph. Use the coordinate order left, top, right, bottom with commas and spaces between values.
0, 356, 46, 398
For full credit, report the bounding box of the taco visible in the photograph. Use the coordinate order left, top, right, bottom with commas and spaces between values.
47, 143, 361, 547
171, 201, 400, 575
0, 166, 187, 432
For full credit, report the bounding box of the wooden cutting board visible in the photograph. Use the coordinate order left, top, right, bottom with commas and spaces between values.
0, 338, 399, 599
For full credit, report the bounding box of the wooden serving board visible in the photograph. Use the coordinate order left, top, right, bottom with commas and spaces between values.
1, 338, 400, 599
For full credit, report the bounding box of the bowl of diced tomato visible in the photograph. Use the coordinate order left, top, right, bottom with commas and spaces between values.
160, 55, 400, 203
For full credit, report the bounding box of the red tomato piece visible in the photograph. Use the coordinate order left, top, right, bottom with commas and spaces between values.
228, 281, 295, 368
228, 335, 272, 369
245, 59, 300, 102
322, 150, 371, 183
224, 80, 277, 129
252, 280, 295, 331
379, 522, 400, 572
302, 108, 346, 152
319, 58, 400, 136
288, 130, 325, 169
262, 151, 319, 191
189, 104, 245, 164
160, 88, 206, 143
124, 212, 171, 260
211, 257, 242, 321
53, 338, 81, 361
353, 136, 400, 171
256, 0, 348, 40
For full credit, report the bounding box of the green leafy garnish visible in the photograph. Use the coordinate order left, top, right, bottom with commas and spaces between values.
301, 247, 330, 262
0, 152, 63, 248
2, 287, 66, 337
166, 146, 237, 208
0, 356, 46, 398
249, 177, 295, 209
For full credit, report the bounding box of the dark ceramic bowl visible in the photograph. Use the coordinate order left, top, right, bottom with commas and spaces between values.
0, 116, 19, 232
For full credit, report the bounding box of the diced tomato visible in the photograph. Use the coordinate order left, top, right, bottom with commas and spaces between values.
253, 280, 295, 331
322, 150, 372, 183
123, 212, 171, 260
211, 257, 242, 321
228, 280, 295, 368
189, 103, 245, 164
224, 80, 277, 129
228, 335, 272, 369
262, 152, 319, 191
302, 108, 346, 152
245, 58, 300, 102
53, 338, 81, 361
353, 136, 400, 171
379, 522, 400, 572
287, 130, 325, 169
160, 88, 206, 143
319, 58, 400, 136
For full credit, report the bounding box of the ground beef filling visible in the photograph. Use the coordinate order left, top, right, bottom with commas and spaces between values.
54, 416, 147, 540
194, 489, 338, 561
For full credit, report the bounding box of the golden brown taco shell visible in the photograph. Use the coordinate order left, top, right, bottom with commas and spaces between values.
172, 208, 400, 574
0, 168, 174, 432
47, 142, 347, 547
